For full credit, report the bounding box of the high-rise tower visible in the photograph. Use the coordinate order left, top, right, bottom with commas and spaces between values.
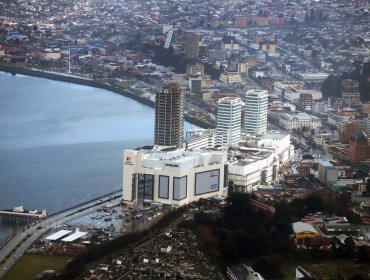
217, 97, 242, 146
244, 90, 268, 135
186, 32, 200, 59
154, 83, 184, 147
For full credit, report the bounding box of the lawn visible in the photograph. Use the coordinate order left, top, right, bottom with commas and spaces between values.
304, 260, 370, 279
3, 254, 71, 280
281, 259, 370, 279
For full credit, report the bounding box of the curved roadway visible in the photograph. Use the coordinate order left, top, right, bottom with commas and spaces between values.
0, 190, 122, 279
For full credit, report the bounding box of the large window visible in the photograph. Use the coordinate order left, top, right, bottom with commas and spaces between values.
131, 174, 136, 201
144, 174, 154, 201
138, 173, 154, 203
138, 174, 145, 204
195, 169, 220, 196
173, 176, 187, 201
158, 175, 169, 199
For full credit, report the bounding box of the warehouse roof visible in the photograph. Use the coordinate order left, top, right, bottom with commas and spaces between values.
292, 222, 319, 234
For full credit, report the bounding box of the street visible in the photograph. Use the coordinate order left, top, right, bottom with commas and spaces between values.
0, 190, 122, 279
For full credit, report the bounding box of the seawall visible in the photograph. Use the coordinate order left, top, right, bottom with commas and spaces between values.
0, 64, 216, 129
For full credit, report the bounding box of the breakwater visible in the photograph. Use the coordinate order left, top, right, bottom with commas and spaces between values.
0, 64, 216, 129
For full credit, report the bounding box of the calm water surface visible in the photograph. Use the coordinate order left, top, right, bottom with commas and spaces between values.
0, 72, 195, 238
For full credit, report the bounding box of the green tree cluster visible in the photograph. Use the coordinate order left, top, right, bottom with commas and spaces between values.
192, 192, 362, 278
193, 193, 295, 276
141, 44, 187, 73
321, 62, 370, 102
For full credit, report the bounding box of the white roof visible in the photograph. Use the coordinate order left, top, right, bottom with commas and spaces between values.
62, 230, 88, 242
45, 230, 72, 241
292, 222, 319, 234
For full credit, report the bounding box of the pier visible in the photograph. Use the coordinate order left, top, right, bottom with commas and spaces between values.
0, 206, 47, 224
0, 190, 122, 279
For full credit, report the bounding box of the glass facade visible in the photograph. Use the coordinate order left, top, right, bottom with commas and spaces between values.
173, 176, 187, 200
138, 173, 154, 204
131, 174, 136, 201
144, 174, 154, 200
158, 175, 170, 199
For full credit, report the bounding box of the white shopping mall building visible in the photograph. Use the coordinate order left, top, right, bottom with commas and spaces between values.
123, 146, 227, 206
227, 133, 294, 192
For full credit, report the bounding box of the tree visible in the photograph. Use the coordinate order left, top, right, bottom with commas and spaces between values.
321, 75, 342, 99
253, 254, 283, 279
311, 49, 319, 58
289, 14, 296, 25
321, 62, 370, 102
255, 230, 273, 255
309, 9, 316, 22
204, 63, 221, 80
305, 13, 310, 23
350, 274, 366, 280
317, 10, 324, 21
344, 237, 355, 258
224, 192, 254, 222
357, 246, 370, 263
218, 229, 238, 261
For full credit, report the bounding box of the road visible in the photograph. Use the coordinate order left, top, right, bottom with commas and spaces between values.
0, 190, 122, 279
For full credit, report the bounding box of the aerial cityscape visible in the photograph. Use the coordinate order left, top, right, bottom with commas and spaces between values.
0, 0, 370, 279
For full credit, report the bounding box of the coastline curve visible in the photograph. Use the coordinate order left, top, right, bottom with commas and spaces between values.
0, 64, 216, 129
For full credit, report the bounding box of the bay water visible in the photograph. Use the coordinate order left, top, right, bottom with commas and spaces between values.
0, 72, 195, 238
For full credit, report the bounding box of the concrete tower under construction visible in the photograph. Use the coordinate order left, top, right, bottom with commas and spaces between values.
154, 83, 184, 148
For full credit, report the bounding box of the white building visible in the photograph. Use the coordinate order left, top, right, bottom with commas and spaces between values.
284, 89, 322, 104
228, 150, 279, 192
123, 147, 226, 206
244, 90, 268, 135
318, 160, 338, 184
274, 81, 305, 97
227, 264, 265, 280
227, 133, 294, 192
217, 97, 242, 147
299, 72, 329, 82
280, 112, 322, 130
257, 133, 295, 164
314, 135, 326, 147
366, 116, 370, 137
312, 101, 329, 114
219, 72, 242, 84
184, 128, 223, 150
40, 48, 61, 60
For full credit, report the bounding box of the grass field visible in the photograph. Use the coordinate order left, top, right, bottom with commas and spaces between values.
3, 254, 71, 280
304, 260, 370, 279
281, 259, 370, 279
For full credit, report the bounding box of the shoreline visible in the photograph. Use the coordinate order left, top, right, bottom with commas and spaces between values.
0, 64, 215, 129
